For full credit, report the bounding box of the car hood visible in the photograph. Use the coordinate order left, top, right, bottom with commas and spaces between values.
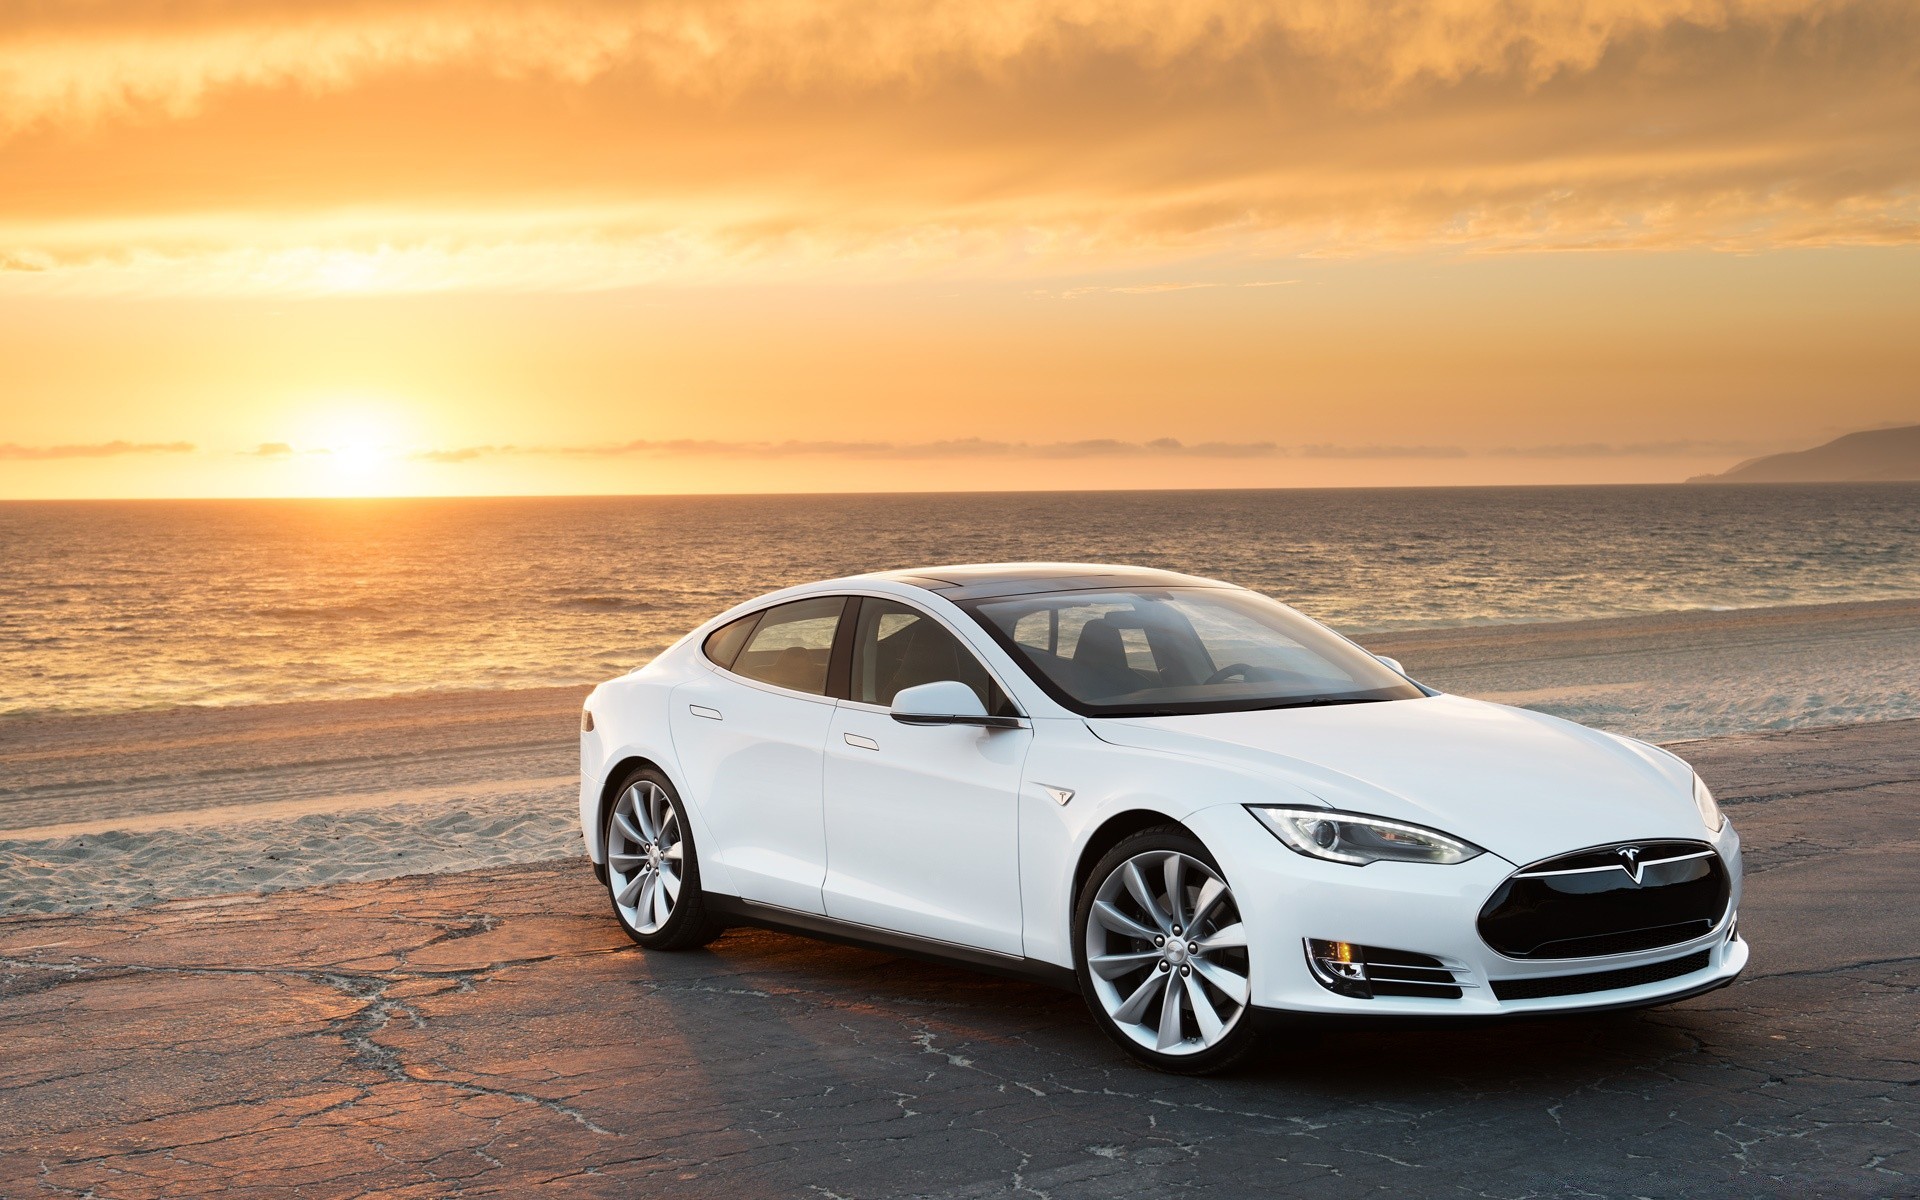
1091, 693, 1704, 866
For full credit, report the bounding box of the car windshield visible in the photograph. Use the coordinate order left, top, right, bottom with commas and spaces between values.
967, 587, 1423, 716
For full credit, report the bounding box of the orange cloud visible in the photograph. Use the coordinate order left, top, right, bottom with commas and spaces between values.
0, 436, 1775, 465
0, 440, 195, 459
0, 1, 1884, 129
395, 437, 1764, 462
1, 0, 1915, 295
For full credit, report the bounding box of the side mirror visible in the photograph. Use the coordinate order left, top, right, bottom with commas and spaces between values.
1375, 655, 1406, 676
890, 680, 1023, 729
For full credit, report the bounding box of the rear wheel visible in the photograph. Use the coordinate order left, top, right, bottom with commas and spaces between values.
1075, 827, 1258, 1074
603, 766, 723, 950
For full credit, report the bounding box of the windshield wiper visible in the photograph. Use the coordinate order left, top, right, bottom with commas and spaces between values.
1254, 695, 1393, 711
1095, 695, 1397, 718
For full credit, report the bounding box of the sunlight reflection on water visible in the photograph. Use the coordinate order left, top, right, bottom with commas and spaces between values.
2, 484, 1917, 715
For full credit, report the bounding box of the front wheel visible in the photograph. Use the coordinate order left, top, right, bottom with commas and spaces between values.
603, 766, 723, 950
1075, 827, 1258, 1074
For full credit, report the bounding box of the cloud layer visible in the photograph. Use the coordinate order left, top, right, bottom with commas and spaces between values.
413, 437, 1766, 461
2, 436, 1767, 464
0, 440, 195, 460
3, 0, 1917, 292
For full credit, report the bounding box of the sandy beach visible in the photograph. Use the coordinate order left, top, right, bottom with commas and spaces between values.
5, 597, 1919, 915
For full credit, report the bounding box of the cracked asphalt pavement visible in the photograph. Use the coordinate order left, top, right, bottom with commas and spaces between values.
3, 719, 1916, 1198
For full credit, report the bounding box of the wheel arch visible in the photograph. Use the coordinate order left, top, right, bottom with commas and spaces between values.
592, 754, 682, 861
1071, 808, 1196, 909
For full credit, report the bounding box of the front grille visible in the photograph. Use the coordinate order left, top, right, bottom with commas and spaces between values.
1491, 949, 1711, 1001
1527, 921, 1716, 959
1478, 841, 1729, 960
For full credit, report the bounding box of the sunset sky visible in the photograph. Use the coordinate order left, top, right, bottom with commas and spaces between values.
3, 0, 1918, 498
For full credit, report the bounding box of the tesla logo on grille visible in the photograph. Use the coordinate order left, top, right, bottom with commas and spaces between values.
1617, 845, 1645, 884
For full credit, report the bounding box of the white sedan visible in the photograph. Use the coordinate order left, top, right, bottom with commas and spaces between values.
579, 563, 1744, 1073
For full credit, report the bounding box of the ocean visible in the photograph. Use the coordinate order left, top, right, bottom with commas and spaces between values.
4, 484, 1919, 717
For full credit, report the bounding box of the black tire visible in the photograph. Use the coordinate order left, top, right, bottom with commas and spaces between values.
1074, 825, 1261, 1075
601, 765, 725, 951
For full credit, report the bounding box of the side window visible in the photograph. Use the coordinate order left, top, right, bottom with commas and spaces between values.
727, 597, 845, 695
851, 598, 1015, 715
701, 612, 760, 670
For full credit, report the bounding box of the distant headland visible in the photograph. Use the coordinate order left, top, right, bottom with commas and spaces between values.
1690, 425, 1920, 483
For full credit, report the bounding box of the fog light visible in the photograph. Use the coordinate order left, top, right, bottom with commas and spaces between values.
1306, 938, 1371, 998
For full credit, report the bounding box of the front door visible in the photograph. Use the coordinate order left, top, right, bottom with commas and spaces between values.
823, 597, 1031, 955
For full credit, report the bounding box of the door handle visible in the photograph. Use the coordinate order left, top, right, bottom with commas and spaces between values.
844, 732, 880, 751
689, 704, 723, 721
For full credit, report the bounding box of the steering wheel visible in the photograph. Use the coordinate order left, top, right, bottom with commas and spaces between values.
1203, 662, 1255, 685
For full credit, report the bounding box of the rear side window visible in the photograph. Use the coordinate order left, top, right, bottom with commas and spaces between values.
726, 596, 846, 695
701, 613, 760, 670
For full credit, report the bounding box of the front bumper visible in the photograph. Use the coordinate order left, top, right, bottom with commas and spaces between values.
1188, 804, 1746, 1018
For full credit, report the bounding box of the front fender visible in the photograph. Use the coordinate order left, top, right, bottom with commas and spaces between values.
1018, 719, 1325, 969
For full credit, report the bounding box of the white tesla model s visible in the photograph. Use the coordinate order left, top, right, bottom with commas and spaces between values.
578, 564, 1744, 1073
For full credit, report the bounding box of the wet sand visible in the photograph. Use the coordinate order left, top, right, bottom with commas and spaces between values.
0, 684, 588, 836
0, 686, 587, 914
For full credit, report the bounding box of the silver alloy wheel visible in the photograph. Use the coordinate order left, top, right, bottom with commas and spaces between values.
607, 781, 684, 935
1084, 850, 1250, 1056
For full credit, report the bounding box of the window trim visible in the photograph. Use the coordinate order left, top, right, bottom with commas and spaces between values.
826, 596, 860, 700
701, 610, 764, 671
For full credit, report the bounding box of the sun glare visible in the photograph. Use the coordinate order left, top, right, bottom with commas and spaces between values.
296, 407, 409, 496
330, 438, 385, 477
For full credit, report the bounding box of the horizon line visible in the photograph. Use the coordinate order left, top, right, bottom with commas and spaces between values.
6, 479, 1911, 504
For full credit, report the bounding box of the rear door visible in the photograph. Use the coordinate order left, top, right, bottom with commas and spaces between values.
669, 595, 852, 915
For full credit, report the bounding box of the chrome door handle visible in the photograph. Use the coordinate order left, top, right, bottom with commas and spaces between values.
690, 705, 723, 721
844, 733, 880, 751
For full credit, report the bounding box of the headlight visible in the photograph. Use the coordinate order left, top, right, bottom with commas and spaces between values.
1692, 773, 1724, 831
1247, 806, 1484, 866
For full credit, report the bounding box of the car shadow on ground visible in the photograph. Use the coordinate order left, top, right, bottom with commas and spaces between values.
636, 923, 1724, 1100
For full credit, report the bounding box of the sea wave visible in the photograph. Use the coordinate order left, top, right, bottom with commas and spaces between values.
252, 604, 392, 620
4, 485, 1918, 716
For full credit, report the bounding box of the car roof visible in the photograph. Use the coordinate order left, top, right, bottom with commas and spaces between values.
862, 562, 1238, 602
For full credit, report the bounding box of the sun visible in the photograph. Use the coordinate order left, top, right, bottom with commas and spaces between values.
330, 436, 386, 477
297, 407, 409, 496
